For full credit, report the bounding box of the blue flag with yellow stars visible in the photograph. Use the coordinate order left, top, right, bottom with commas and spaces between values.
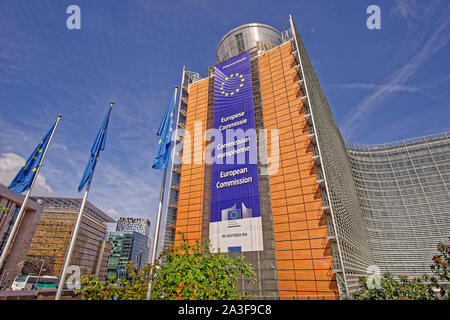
78, 106, 112, 192
8, 122, 56, 194
152, 92, 175, 170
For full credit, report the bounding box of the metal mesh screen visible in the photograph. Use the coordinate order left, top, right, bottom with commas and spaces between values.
289, 17, 374, 297
347, 132, 450, 277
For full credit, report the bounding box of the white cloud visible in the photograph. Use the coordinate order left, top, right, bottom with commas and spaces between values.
330, 75, 450, 100
341, 9, 450, 139
331, 82, 423, 92
0, 152, 54, 196
390, 0, 441, 24
84, 160, 160, 225
0, 152, 26, 185
391, 0, 419, 23
106, 208, 121, 220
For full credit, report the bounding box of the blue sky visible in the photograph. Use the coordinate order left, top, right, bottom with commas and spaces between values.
0, 1, 448, 240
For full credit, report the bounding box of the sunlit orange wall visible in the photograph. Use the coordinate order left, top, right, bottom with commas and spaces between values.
259, 42, 339, 300
175, 78, 209, 245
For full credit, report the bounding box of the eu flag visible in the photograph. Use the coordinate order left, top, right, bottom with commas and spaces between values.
227, 209, 242, 220
152, 92, 175, 170
8, 122, 57, 194
78, 106, 112, 192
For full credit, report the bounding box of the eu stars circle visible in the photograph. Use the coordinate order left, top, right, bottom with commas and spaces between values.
220, 73, 245, 96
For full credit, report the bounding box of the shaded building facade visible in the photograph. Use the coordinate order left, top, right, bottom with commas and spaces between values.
0, 184, 43, 285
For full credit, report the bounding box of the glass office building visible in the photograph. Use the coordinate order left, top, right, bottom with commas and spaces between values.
106, 231, 149, 279
116, 217, 150, 238
160, 15, 450, 299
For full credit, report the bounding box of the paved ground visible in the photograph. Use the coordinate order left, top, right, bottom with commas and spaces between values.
0, 289, 80, 300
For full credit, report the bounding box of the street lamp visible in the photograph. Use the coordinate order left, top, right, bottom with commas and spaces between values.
0, 270, 11, 289
34, 259, 45, 290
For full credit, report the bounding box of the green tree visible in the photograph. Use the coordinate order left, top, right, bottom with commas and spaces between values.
77, 233, 256, 300
356, 273, 433, 300
0, 205, 8, 214
356, 238, 450, 300
429, 239, 449, 299
150, 233, 256, 300
77, 262, 152, 300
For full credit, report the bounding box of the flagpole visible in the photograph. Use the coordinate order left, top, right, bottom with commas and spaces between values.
55, 183, 90, 300
55, 101, 114, 300
0, 115, 62, 272
146, 167, 167, 300
146, 86, 178, 300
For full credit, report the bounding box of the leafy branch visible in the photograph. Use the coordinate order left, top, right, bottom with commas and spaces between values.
76, 232, 255, 300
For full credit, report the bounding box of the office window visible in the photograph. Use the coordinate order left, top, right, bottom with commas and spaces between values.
235, 33, 245, 54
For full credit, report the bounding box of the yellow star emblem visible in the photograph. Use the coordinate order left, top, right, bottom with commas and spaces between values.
220, 73, 245, 96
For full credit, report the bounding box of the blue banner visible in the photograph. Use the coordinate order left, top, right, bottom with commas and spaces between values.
209, 51, 263, 253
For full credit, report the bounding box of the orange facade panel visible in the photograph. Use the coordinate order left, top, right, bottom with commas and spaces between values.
259, 41, 338, 300
175, 78, 209, 245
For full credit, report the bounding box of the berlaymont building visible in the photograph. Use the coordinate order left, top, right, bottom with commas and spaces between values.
158, 15, 450, 300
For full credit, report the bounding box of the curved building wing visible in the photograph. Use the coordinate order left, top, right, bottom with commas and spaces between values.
347, 132, 450, 277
